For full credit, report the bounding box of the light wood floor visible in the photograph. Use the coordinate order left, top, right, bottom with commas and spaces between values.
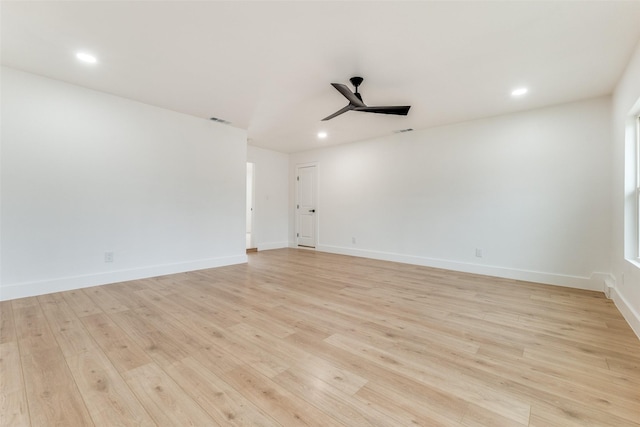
1, 249, 639, 426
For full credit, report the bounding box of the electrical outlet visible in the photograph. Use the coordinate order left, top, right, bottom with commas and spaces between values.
352, 237, 356, 244
475, 248, 483, 258
104, 251, 114, 263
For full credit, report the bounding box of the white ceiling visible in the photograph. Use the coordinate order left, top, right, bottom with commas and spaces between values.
2, 1, 640, 153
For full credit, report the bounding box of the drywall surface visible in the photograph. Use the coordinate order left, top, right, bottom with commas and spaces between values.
247, 145, 289, 250
1, 67, 247, 300
291, 97, 612, 291
612, 41, 640, 337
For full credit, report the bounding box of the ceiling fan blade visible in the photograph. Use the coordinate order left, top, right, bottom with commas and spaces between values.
322, 104, 354, 121
353, 105, 411, 116
331, 83, 366, 107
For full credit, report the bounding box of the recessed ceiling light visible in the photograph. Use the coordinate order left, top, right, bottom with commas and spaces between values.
511, 87, 528, 97
76, 52, 97, 64
317, 131, 328, 139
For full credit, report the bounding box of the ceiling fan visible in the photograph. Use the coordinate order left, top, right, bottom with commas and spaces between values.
322, 76, 411, 121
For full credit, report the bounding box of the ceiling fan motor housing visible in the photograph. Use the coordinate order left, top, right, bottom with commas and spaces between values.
350, 76, 364, 89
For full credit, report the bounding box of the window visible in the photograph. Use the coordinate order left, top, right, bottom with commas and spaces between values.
624, 112, 640, 263
637, 116, 640, 258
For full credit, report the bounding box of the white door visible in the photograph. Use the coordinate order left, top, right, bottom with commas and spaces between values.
296, 165, 317, 248
246, 162, 255, 249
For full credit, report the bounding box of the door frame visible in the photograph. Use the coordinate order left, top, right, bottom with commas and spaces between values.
295, 162, 319, 249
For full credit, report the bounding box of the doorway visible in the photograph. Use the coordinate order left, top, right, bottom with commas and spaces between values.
246, 162, 256, 251
296, 164, 317, 248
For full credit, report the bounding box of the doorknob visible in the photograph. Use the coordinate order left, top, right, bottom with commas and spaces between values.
309, 209, 316, 213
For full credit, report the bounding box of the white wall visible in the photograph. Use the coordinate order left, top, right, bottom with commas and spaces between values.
1, 67, 247, 300
612, 42, 640, 337
290, 97, 612, 290
247, 145, 289, 250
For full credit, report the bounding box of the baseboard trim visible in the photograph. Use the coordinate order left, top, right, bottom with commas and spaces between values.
316, 244, 606, 292
0, 254, 248, 301
610, 287, 640, 340
256, 241, 290, 251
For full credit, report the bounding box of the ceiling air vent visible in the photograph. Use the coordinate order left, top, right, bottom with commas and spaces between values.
209, 117, 232, 125
393, 128, 414, 134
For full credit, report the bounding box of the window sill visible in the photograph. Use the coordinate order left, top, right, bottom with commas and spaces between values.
625, 258, 640, 270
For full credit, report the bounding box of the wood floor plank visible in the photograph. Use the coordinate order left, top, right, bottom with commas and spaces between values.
607, 354, 640, 377
10, 297, 38, 310
62, 288, 104, 317
189, 342, 243, 376
82, 286, 130, 314
134, 288, 242, 344
222, 365, 344, 427
12, 299, 58, 355
461, 403, 528, 427
101, 282, 151, 311
396, 323, 640, 423
220, 329, 291, 379
21, 347, 94, 426
160, 287, 245, 329
355, 382, 463, 426
165, 357, 280, 426
133, 289, 290, 378
284, 327, 469, 425
123, 362, 219, 426
66, 349, 156, 426
523, 342, 610, 370
291, 353, 369, 396
326, 332, 532, 425
0, 342, 30, 426
528, 399, 640, 427
80, 313, 152, 373
228, 322, 307, 366
0, 390, 31, 427
4, 249, 639, 426
523, 346, 638, 390
240, 306, 298, 339
229, 321, 369, 395
108, 307, 200, 367
36, 295, 156, 424
0, 301, 17, 344
273, 366, 399, 427
38, 292, 98, 357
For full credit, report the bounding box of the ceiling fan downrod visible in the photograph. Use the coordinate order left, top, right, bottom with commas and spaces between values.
350, 76, 364, 93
